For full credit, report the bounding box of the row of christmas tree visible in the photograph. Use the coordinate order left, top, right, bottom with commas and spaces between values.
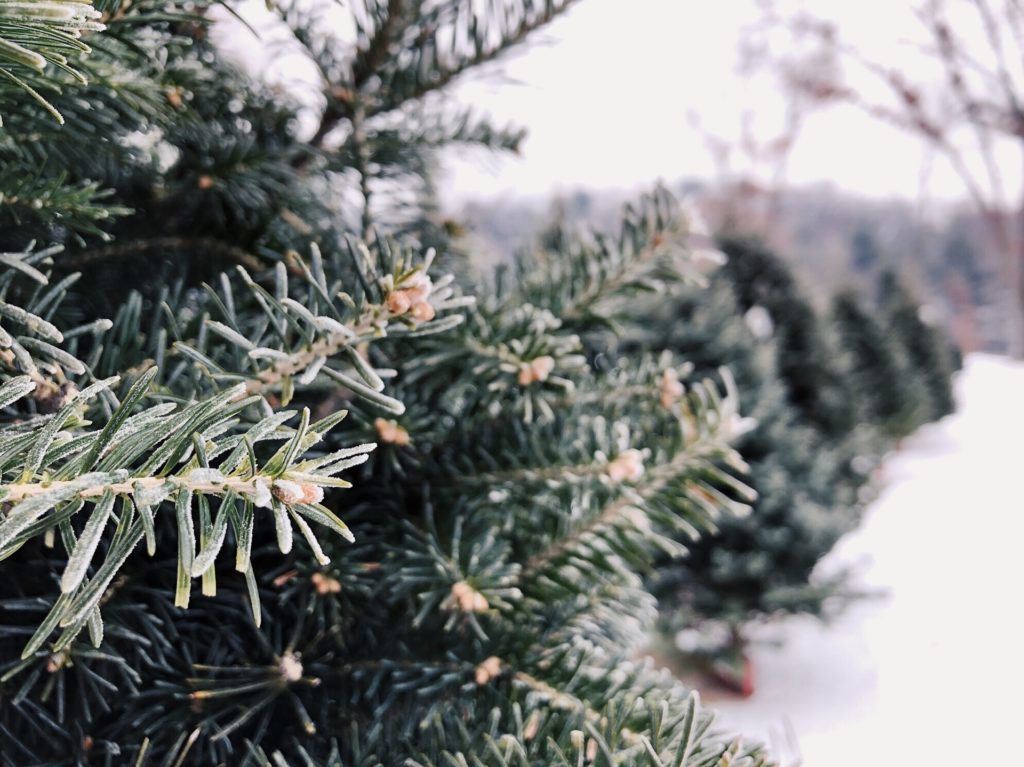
617, 234, 958, 693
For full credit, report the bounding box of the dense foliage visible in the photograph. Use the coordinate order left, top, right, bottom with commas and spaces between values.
624, 279, 866, 627
715, 237, 857, 441
0, 2, 777, 765
619, 236, 955, 682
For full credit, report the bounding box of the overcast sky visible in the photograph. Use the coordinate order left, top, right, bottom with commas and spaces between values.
219, 0, 1022, 207
441, 0, 1000, 204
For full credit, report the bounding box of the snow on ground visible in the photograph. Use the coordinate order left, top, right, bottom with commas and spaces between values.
711, 354, 1024, 766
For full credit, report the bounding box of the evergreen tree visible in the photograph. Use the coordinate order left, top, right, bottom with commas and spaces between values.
0, 3, 773, 765
877, 269, 957, 421
830, 290, 929, 440
620, 278, 868, 671
716, 236, 856, 440
849, 228, 880, 275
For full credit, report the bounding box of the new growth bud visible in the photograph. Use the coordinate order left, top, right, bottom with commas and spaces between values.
474, 656, 502, 685
410, 301, 436, 322
447, 580, 489, 613
387, 272, 435, 322
271, 479, 324, 506
606, 449, 645, 483
311, 572, 342, 594
517, 356, 555, 386
659, 369, 684, 409
375, 417, 410, 446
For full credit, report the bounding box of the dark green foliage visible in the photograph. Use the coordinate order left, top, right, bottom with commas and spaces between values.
0, 0, 104, 125
850, 228, 880, 274
878, 270, 957, 421
0, 200, 770, 767
830, 290, 929, 439
620, 278, 868, 637
717, 236, 856, 440
0, 3, 774, 766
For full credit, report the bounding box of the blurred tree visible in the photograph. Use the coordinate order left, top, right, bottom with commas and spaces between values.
831, 290, 930, 439
941, 228, 988, 304
878, 269, 957, 420
717, 236, 857, 440
850, 227, 881, 274
620, 278, 868, 688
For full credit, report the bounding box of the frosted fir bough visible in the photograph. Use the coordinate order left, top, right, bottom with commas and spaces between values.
0, 0, 105, 124
0, 369, 374, 651
170, 240, 472, 414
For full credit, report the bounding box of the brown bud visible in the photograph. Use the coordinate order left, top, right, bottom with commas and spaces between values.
398, 273, 432, 304
530, 356, 554, 382
448, 580, 489, 613
197, 175, 215, 190
47, 651, 69, 673
410, 301, 436, 322
272, 479, 324, 506
311, 572, 342, 594
375, 417, 410, 446
272, 480, 304, 505
387, 290, 412, 315
606, 449, 645, 483
517, 355, 555, 386
474, 656, 502, 685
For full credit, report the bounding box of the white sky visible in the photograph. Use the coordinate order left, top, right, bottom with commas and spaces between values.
217, 0, 1023, 206
441, 0, 1019, 205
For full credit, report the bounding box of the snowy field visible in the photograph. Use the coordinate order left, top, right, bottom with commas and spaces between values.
712, 354, 1024, 766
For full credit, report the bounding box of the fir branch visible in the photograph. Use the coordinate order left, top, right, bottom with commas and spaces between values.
511, 669, 642, 747
0, 0, 106, 124
368, 0, 583, 117
0, 173, 129, 239
0, 372, 368, 650
511, 187, 691, 328
0, 244, 110, 403
0, 471, 311, 506
518, 378, 754, 585
170, 240, 469, 413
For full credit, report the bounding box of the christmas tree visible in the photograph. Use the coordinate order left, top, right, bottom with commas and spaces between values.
830, 289, 929, 440
0, 3, 773, 764
618, 275, 869, 684
877, 269, 957, 422
716, 237, 857, 442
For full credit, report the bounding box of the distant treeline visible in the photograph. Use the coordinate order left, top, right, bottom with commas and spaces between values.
454, 181, 1004, 353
